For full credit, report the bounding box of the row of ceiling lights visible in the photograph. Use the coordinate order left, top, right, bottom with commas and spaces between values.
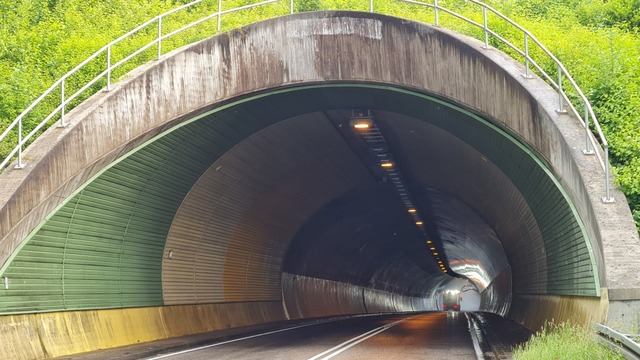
350, 112, 448, 274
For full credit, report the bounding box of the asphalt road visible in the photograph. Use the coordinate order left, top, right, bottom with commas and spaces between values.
143, 312, 479, 360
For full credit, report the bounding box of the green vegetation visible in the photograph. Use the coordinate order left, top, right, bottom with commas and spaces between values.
0, 0, 638, 233
513, 322, 625, 360
484, 0, 640, 234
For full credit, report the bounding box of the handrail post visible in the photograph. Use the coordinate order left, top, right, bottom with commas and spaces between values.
523, 33, 533, 78
434, 0, 439, 26
157, 16, 162, 59
290, 0, 294, 14
369, 0, 373, 12
15, 116, 24, 169
603, 146, 615, 203
106, 45, 112, 91
59, 79, 66, 128
217, 0, 222, 31
556, 64, 566, 113
583, 105, 594, 155
483, 6, 489, 48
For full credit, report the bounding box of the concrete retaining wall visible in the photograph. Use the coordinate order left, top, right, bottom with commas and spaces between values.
0, 302, 285, 360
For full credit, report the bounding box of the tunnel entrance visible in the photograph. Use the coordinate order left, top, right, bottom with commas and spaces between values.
1, 84, 595, 320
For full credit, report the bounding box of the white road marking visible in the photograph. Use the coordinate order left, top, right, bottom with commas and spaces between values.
465, 313, 485, 360
307, 317, 411, 360
145, 314, 413, 360
145, 318, 342, 359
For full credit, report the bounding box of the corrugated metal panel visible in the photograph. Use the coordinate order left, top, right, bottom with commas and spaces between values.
373, 90, 599, 297
0, 91, 298, 314
282, 273, 431, 319
162, 112, 375, 304
281, 273, 368, 319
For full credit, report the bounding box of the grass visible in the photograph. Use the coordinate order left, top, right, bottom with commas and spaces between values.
513, 322, 625, 360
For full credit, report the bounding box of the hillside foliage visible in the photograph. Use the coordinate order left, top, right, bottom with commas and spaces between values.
0, 0, 638, 232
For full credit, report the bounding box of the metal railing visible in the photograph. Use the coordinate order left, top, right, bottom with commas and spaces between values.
0, 0, 614, 202
596, 323, 640, 359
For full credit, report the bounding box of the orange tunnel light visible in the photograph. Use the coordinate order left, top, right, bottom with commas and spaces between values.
350, 117, 373, 129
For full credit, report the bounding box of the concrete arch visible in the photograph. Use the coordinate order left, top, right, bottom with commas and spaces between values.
0, 11, 638, 359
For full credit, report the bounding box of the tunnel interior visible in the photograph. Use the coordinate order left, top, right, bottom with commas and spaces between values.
0, 84, 598, 323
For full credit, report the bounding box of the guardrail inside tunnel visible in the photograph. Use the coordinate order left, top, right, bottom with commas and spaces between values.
0, 0, 615, 202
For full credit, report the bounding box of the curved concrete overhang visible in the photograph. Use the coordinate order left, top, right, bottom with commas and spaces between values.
1, 10, 639, 359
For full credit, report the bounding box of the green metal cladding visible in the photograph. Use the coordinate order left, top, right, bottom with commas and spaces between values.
0, 85, 599, 315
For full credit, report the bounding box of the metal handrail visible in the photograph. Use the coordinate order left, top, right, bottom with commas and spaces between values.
398, 0, 612, 201
0, 0, 614, 202
595, 323, 640, 359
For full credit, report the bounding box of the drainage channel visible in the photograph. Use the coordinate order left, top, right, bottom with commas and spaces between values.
466, 312, 532, 360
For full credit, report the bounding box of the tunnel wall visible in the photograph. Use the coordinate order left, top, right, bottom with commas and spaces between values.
0, 302, 285, 360
282, 273, 431, 319
479, 267, 512, 316
161, 114, 373, 305
0, 275, 429, 360
510, 293, 609, 331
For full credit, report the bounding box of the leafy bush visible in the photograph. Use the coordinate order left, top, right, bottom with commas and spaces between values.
491, 0, 640, 235
296, 0, 322, 12
576, 0, 640, 31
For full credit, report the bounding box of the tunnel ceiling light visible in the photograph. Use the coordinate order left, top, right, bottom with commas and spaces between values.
350, 116, 373, 130
433, 252, 439, 256
437, 260, 443, 264
430, 247, 436, 251
348, 109, 439, 268
426, 240, 432, 244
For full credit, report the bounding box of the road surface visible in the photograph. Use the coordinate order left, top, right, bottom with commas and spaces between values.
144, 312, 479, 360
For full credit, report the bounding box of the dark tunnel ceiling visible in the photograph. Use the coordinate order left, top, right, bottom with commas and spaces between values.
206, 84, 592, 297
190, 83, 557, 295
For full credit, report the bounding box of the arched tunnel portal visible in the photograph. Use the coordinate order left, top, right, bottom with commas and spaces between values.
1, 11, 639, 359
